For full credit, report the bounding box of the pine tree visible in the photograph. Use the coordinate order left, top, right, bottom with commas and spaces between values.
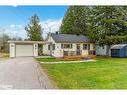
25, 14, 43, 41
88, 6, 127, 45
60, 6, 88, 35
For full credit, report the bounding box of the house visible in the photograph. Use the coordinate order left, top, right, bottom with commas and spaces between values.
96, 45, 111, 56
8, 33, 96, 58
43, 33, 96, 58
111, 44, 127, 57
96, 44, 127, 57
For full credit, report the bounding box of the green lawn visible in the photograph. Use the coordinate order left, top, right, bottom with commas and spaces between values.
35, 57, 73, 62
38, 57, 127, 89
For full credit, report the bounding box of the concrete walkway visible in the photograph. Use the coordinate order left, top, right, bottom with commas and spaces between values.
0, 57, 55, 89
40, 59, 96, 64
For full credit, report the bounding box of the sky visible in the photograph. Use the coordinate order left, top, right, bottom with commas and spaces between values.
0, 6, 68, 39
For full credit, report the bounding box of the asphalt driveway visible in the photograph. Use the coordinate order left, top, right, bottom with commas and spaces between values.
0, 57, 55, 89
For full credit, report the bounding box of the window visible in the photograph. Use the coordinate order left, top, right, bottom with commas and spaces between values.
83, 44, 88, 50
61, 44, 72, 49
48, 45, 50, 50
52, 44, 55, 50
83, 44, 90, 50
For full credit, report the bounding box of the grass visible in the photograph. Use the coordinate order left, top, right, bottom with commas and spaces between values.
35, 57, 73, 62
0, 53, 9, 58
38, 57, 127, 89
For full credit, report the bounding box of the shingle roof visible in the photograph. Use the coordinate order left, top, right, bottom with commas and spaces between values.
51, 33, 91, 43
111, 44, 127, 49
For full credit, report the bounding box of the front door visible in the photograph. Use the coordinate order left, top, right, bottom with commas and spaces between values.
76, 44, 81, 55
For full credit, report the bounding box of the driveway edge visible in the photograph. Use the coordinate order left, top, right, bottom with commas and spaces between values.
35, 60, 58, 89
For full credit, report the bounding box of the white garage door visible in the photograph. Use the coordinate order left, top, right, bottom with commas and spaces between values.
16, 44, 33, 57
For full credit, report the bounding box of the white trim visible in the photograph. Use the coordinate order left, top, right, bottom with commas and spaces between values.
8, 41, 51, 44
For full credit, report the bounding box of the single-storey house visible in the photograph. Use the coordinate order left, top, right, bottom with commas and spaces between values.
8, 33, 96, 58
43, 33, 96, 58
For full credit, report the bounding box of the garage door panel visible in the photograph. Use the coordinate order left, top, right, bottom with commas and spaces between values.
16, 44, 33, 57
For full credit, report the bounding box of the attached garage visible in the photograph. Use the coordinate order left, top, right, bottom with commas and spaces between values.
8, 41, 45, 58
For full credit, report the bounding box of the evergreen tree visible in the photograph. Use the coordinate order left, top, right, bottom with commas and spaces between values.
60, 6, 88, 35
88, 6, 127, 45
25, 14, 43, 41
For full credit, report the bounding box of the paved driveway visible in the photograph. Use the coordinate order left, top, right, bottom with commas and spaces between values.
0, 57, 55, 89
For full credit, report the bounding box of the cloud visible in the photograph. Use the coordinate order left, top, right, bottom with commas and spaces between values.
10, 25, 15, 28
4, 18, 62, 40
5, 24, 27, 39
40, 18, 62, 38
10, 24, 23, 28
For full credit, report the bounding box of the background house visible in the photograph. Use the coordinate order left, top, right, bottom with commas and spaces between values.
96, 45, 111, 56
43, 33, 95, 58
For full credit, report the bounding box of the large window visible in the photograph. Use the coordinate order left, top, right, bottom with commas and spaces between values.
61, 44, 72, 49
83, 44, 90, 50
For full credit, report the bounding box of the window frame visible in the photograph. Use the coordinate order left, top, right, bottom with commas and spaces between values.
83, 44, 90, 50
61, 44, 73, 49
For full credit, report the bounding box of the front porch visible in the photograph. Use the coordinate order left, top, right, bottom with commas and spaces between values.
63, 50, 96, 60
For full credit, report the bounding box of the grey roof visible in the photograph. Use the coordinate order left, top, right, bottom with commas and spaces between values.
111, 44, 127, 49
50, 33, 91, 43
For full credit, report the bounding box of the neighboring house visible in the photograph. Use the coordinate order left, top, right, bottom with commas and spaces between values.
43, 33, 95, 58
96, 45, 111, 56
111, 44, 127, 57
96, 44, 127, 57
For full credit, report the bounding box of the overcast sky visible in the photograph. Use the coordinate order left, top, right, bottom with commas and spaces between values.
0, 6, 68, 39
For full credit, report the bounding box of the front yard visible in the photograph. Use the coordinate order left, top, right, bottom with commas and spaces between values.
36, 57, 127, 89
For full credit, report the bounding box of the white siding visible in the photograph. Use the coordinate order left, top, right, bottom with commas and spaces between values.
9, 43, 15, 57
43, 36, 55, 56
43, 36, 95, 57
9, 43, 38, 58
96, 45, 107, 56
33, 43, 38, 57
